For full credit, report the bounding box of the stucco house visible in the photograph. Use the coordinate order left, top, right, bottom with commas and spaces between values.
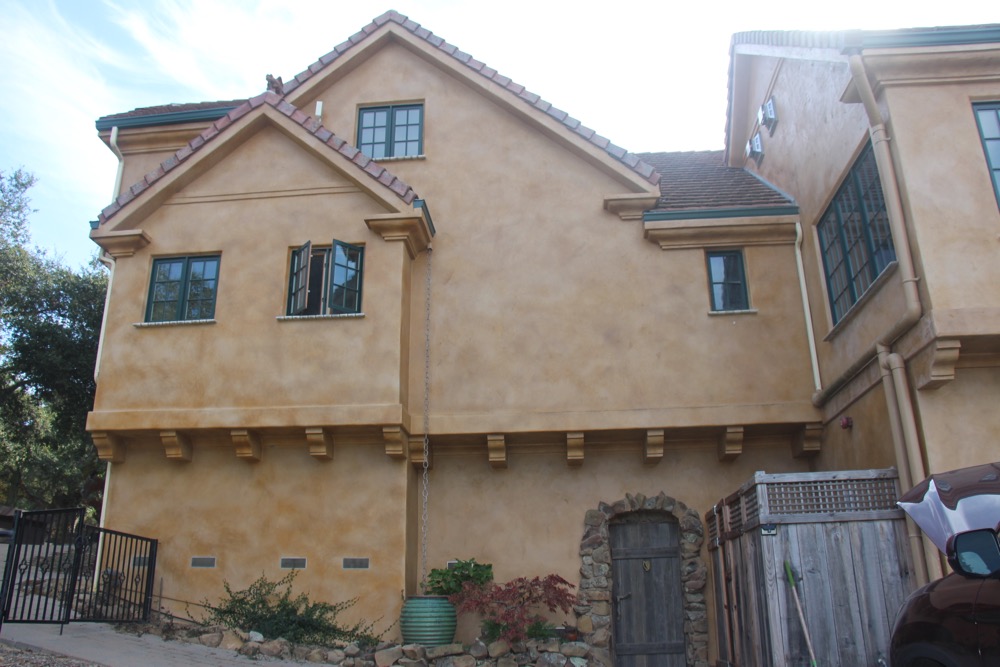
87, 12, 1000, 666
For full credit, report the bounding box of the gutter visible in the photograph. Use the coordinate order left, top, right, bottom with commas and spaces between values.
95, 106, 238, 132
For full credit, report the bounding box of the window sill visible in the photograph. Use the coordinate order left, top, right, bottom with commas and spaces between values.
823, 261, 898, 341
276, 313, 365, 321
133, 319, 216, 328
374, 155, 426, 163
709, 309, 758, 316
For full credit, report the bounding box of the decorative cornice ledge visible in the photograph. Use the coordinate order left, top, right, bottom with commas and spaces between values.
567, 432, 585, 467
792, 423, 823, 458
487, 434, 507, 469
365, 211, 433, 259
644, 429, 664, 465
90, 229, 152, 257
718, 426, 744, 461
644, 214, 799, 250
161, 430, 192, 462
382, 426, 407, 460
604, 194, 661, 222
92, 432, 125, 463
306, 426, 334, 460
231, 429, 262, 462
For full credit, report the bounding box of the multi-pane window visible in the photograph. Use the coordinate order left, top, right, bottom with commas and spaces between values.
706, 250, 750, 312
358, 104, 423, 159
974, 102, 1000, 208
817, 143, 895, 324
146, 256, 220, 322
287, 240, 364, 316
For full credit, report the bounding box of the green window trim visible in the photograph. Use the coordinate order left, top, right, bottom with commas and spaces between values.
974, 102, 1000, 208
145, 255, 220, 323
706, 250, 750, 312
286, 240, 364, 316
357, 104, 423, 159
817, 142, 895, 325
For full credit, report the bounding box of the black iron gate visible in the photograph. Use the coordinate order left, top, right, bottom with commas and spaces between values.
0, 508, 157, 632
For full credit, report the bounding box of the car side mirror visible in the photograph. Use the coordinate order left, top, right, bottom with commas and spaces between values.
948, 528, 1000, 578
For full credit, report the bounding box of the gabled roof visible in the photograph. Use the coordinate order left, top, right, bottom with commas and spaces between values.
96, 10, 658, 188
639, 150, 794, 214
95, 92, 417, 227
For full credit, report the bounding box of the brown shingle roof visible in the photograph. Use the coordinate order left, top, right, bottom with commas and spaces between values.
98, 100, 246, 122
639, 150, 794, 212
96, 93, 417, 226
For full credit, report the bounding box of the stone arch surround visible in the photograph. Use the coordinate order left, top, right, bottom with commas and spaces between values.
576, 492, 709, 667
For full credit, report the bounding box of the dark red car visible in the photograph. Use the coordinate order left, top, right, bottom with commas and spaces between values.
890, 527, 1000, 666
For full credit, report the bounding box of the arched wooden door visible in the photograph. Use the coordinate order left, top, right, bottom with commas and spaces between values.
610, 512, 685, 667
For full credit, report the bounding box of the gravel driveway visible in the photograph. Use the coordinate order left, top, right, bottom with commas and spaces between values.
0, 641, 103, 667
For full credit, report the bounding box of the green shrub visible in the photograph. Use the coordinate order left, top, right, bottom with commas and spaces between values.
201, 571, 380, 647
424, 558, 493, 596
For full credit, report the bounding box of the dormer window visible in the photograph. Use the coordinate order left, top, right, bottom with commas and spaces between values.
358, 104, 423, 159
758, 97, 778, 135
745, 132, 764, 166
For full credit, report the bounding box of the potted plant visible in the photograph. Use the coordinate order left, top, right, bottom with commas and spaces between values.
399, 559, 493, 646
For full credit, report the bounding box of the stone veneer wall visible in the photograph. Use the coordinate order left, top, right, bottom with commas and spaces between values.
575, 492, 709, 667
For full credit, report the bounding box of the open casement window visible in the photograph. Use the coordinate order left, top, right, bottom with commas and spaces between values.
287, 240, 364, 316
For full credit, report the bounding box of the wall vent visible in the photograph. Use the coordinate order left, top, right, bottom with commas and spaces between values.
343, 558, 370, 570
132, 555, 149, 567
280, 557, 307, 570
191, 556, 216, 568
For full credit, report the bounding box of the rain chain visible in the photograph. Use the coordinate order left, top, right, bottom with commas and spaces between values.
420, 245, 433, 589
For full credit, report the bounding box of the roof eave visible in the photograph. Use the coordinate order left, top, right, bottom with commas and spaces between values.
96, 106, 240, 131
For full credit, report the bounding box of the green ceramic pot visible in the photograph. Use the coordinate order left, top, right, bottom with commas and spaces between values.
399, 595, 457, 646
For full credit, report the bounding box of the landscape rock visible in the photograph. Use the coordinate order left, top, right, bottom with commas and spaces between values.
375, 645, 404, 666
198, 631, 223, 648
425, 643, 464, 659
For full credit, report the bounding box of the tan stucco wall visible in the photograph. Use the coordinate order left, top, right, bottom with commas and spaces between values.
103, 440, 408, 629
913, 366, 1000, 473
815, 382, 896, 472
883, 81, 1000, 314
91, 126, 414, 430
424, 437, 810, 645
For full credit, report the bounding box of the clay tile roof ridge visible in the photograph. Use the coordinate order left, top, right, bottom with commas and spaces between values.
95, 96, 418, 226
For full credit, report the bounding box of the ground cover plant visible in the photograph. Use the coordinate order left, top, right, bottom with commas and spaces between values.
200, 571, 381, 647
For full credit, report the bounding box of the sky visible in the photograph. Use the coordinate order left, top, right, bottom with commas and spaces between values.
2, 0, 996, 269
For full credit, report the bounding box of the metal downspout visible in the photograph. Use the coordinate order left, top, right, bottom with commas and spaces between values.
95, 126, 124, 533
887, 352, 943, 581
109, 126, 125, 200
877, 344, 929, 585
809, 54, 931, 579
796, 223, 822, 392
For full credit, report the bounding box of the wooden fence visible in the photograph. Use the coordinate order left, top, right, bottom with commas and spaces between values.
705, 469, 915, 667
